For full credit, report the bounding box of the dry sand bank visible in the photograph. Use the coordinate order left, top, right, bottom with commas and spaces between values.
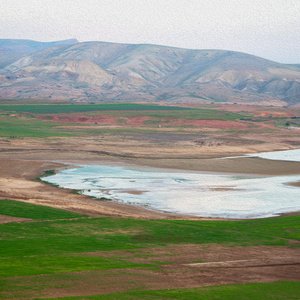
0, 138, 300, 176
287, 181, 300, 188
124, 156, 300, 175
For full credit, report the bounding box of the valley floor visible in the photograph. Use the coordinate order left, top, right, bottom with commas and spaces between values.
0, 103, 299, 299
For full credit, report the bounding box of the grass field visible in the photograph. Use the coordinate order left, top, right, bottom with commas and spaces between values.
0, 199, 86, 220
77, 106, 246, 120
0, 116, 74, 137
0, 198, 299, 298
1, 200, 299, 272
0, 103, 251, 139
0, 103, 192, 114
42, 282, 300, 300
0, 103, 247, 119
0, 103, 253, 140
1, 215, 299, 260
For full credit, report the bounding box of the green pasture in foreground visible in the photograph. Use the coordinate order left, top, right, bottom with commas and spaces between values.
0, 202, 299, 277
0, 253, 152, 277
42, 282, 300, 300
1, 215, 298, 258
0, 200, 299, 298
0, 199, 86, 220
1, 213, 299, 260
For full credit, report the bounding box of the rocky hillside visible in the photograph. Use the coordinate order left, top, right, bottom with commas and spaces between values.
0, 40, 299, 105
0, 39, 78, 69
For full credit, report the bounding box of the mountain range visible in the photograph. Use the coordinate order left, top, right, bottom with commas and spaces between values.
0, 39, 299, 106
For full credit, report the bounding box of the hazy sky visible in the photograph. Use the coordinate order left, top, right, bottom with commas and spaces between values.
1, 0, 299, 63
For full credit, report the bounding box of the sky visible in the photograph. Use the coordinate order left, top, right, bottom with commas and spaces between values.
0, 0, 299, 63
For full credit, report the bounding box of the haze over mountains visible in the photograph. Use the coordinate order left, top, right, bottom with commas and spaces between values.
0, 39, 300, 106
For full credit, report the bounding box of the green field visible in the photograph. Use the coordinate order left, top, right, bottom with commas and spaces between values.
1, 215, 298, 261
0, 200, 299, 299
0, 103, 249, 138
0, 103, 192, 114
0, 116, 74, 137
42, 282, 300, 300
100, 109, 245, 120
1, 201, 299, 270
0, 114, 174, 138
0, 103, 246, 119
0, 199, 86, 220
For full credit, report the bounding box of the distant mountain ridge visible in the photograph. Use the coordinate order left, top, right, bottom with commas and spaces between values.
0, 39, 299, 106
0, 39, 78, 69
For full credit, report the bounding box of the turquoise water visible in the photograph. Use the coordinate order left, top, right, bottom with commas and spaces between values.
43, 149, 300, 219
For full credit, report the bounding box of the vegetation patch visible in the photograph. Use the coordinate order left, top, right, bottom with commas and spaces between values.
0, 207, 299, 298
0, 253, 152, 277
0, 199, 86, 220
40, 281, 300, 300
1, 216, 298, 260
0, 103, 192, 114
0, 115, 74, 137
35, 169, 57, 182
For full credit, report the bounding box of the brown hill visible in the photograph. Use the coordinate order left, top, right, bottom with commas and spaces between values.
0, 40, 299, 105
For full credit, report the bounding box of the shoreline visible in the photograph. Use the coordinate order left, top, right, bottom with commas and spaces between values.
54, 157, 300, 178
0, 146, 300, 220
0, 158, 227, 221
43, 157, 300, 220
48, 147, 300, 177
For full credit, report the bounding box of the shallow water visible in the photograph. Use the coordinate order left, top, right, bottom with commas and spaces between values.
43, 149, 300, 219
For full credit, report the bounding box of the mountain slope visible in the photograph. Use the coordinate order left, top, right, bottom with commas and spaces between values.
0, 39, 78, 69
0, 40, 299, 105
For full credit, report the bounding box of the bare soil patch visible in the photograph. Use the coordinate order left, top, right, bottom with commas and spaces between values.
0, 214, 31, 224
38, 114, 250, 129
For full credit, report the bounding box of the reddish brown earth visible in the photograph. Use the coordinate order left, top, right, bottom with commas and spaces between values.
182, 119, 248, 128
37, 114, 250, 129
36, 113, 280, 132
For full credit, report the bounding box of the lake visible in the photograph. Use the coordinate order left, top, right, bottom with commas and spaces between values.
43, 149, 300, 219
